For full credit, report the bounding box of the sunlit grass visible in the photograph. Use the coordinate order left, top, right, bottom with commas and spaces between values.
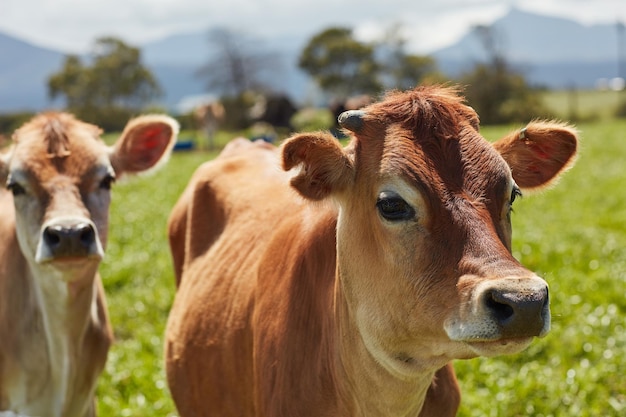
96, 120, 625, 416
454, 120, 626, 417
97, 150, 210, 416
541, 89, 626, 121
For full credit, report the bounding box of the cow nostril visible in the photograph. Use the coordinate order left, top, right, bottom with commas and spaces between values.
485, 291, 515, 323
43, 225, 63, 247
43, 222, 97, 258
481, 284, 549, 338
78, 223, 96, 247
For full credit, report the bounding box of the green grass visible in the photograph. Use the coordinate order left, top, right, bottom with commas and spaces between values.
541, 89, 626, 122
96, 150, 210, 416
96, 120, 625, 416
455, 120, 626, 417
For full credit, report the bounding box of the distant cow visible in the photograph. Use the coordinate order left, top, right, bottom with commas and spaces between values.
0, 112, 178, 417
249, 93, 298, 131
194, 101, 225, 150
165, 86, 577, 416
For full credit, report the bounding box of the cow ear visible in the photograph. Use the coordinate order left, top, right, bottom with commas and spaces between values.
110, 115, 179, 175
282, 132, 354, 200
493, 121, 578, 190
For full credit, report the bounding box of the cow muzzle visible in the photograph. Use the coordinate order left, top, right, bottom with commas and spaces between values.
482, 282, 549, 338
444, 276, 550, 354
35, 217, 105, 263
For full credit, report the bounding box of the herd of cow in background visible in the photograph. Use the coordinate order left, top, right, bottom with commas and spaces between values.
192, 93, 372, 150
0, 85, 578, 416
192, 94, 298, 150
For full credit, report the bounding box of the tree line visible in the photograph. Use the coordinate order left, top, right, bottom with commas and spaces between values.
43, 24, 549, 132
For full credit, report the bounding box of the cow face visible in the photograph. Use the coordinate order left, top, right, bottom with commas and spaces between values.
282, 86, 577, 373
0, 113, 177, 285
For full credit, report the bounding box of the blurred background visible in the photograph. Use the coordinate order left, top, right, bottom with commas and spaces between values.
1, 0, 625, 137
1, 1, 624, 416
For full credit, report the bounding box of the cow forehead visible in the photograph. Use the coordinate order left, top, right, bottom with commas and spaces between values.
353, 87, 511, 201
10, 113, 111, 181
355, 126, 518, 276
376, 124, 512, 202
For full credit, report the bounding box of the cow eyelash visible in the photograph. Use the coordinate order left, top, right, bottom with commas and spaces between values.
510, 186, 522, 205
6, 179, 26, 196
99, 174, 116, 190
376, 191, 416, 221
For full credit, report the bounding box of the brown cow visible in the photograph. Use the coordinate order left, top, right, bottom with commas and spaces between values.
0, 112, 178, 417
165, 86, 578, 417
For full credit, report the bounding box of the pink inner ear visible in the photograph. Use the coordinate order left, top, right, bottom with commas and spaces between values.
527, 141, 552, 160
526, 163, 541, 175
140, 127, 166, 150
115, 123, 174, 173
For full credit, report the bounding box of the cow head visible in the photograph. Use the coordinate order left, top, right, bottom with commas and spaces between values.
282, 86, 577, 374
0, 113, 178, 288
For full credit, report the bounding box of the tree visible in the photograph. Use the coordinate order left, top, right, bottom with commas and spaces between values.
299, 26, 442, 100
196, 28, 280, 128
460, 25, 550, 124
48, 37, 161, 130
376, 25, 442, 90
48, 55, 85, 109
196, 28, 280, 96
299, 27, 382, 98
386, 54, 440, 90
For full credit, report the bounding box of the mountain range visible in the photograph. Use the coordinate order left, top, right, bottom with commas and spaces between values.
0, 7, 623, 113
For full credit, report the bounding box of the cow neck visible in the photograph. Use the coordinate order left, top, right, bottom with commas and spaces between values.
333, 280, 434, 417
25, 261, 99, 416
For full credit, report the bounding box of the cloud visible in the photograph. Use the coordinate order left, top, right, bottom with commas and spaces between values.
1, 0, 625, 54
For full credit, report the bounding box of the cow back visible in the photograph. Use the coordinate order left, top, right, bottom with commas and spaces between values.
166, 140, 341, 416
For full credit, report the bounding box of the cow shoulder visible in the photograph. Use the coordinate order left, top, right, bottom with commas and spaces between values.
0, 193, 25, 364
493, 120, 578, 190
167, 181, 191, 286
254, 206, 338, 416
79, 277, 113, 378
170, 139, 284, 283
168, 159, 225, 285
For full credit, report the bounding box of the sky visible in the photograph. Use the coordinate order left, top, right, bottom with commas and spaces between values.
1, 0, 626, 54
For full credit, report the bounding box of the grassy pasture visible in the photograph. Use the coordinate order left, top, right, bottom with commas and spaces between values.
96, 119, 625, 416
540, 89, 626, 122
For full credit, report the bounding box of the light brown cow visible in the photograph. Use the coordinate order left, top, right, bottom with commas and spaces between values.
0, 112, 178, 417
194, 101, 225, 150
165, 86, 578, 417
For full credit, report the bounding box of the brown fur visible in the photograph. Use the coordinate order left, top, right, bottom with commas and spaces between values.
0, 112, 177, 417
166, 86, 578, 416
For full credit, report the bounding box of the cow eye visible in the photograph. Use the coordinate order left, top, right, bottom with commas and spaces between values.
99, 174, 116, 190
6, 180, 25, 196
510, 186, 522, 206
376, 191, 415, 221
